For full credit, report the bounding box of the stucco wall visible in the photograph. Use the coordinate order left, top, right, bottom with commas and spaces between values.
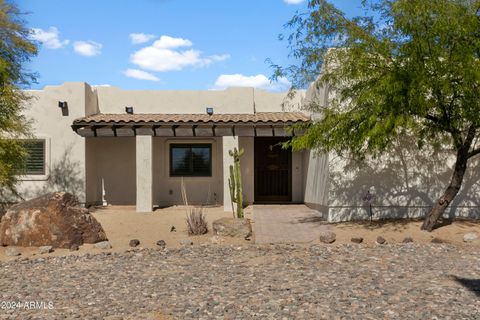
85, 135, 305, 207
15, 83, 90, 202
86, 137, 224, 207
303, 151, 329, 215
303, 74, 480, 222
95, 86, 257, 114
94, 86, 304, 115
254, 89, 305, 112
152, 137, 223, 207
238, 137, 255, 205
327, 138, 480, 222
85, 137, 136, 205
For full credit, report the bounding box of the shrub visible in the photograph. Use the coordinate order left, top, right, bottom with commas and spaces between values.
186, 207, 208, 235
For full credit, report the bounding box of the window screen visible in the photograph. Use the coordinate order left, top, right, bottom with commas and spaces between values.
20, 140, 46, 175
170, 144, 212, 176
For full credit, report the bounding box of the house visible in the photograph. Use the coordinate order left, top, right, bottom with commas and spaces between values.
15, 82, 329, 216
14, 82, 479, 221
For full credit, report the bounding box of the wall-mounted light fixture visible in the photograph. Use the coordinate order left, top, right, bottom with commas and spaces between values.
206, 107, 214, 115
58, 101, 69, 116
125, 106, 134, 114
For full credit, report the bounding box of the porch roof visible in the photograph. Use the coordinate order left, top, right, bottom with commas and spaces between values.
71, 112, 310, 137
72, 112, 310, 126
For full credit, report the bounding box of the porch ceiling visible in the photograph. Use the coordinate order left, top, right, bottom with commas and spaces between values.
71, 112, 310, 137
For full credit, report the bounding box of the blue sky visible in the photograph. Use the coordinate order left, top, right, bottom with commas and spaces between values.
18, 0, 362, 91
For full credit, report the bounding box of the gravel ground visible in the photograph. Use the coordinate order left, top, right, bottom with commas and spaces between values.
0, 243, 479, 319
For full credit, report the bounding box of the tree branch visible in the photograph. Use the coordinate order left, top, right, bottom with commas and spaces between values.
468, 148, 480, 159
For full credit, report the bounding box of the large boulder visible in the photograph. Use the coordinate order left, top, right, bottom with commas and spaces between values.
212, 217, 252, 238
0, 192, 107, 249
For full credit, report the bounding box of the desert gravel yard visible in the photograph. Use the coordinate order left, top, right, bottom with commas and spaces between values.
1, 243, 479, 319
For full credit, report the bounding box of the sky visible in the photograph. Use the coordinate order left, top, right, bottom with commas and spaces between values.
17, 0, 362, 91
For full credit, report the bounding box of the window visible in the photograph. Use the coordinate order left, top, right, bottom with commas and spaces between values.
19, 140, 46, 175
170, 144, 212, 177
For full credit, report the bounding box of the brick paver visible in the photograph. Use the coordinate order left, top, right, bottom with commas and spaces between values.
253, 204, 330, 243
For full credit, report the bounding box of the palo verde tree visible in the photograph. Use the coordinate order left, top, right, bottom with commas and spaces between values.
0, 0, 37, 198
273, 0, 480, 231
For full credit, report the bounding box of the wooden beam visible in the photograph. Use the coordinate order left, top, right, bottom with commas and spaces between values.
175, 125, 195, 137
235, 125, 255, 136
136, 126, 154, 135
96, 126, 115, 137
76, 127, 95, 137
214, 126, 234, 136
255, 126, 274, 136
195, 125, 214, 137
154, 126, 175, 137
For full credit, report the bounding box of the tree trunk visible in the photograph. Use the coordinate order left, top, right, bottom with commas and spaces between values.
421, 147, 469, 231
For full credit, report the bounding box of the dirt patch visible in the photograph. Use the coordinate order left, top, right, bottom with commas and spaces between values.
0, 205, 253, 261
333, 219, 480, 245
1, 205, 478, 261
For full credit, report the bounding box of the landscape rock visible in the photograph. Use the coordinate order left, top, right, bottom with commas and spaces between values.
212, 218, 252, 238
431, 237, 445, 244
38, 246, 53, 254
129, 239, 140, 247
94, 241, 112, 250
0, 192, 107, 249
0, 244, 477, 319
70, 244, 80, 251
180, 239, 193, 246
376, 236, 386, 244
351, 237, 364, 244
319, 231, 336, 244
5, 247, 20, 257
402, 237, 413, 243
156, 240, 166, 249
463, 232, 478, 242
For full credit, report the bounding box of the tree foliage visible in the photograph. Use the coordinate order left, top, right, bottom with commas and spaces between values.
274, 0, 480, 230
0, 0, 37, 196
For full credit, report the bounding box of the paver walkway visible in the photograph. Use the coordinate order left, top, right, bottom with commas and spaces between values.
253, 204, 330, 243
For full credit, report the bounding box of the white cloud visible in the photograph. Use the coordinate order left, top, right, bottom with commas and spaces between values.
31, 27, 69, 49
153, 35, 192, 49
130, 35, 229, 72
73, 41, 102, 57
129, 33, 156, 44
213, 74, 291, 92
124, 69, 160, 81
284, 0, 304, 4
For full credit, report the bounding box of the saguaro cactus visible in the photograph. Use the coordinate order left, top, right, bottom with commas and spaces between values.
228, 147, 244, 218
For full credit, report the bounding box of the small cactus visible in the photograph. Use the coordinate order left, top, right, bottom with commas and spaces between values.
228, 147, 244, 218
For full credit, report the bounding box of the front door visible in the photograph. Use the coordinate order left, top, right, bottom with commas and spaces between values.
254, 137, 292, 202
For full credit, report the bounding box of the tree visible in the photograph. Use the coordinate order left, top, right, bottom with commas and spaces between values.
273, 0, 480, 231
0, 0, 37, 198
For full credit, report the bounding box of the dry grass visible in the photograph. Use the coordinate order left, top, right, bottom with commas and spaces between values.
186, 207, 209, 235
180, 177, 209, 235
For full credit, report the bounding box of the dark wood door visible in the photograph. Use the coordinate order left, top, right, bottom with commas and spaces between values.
254, 137, 292, 202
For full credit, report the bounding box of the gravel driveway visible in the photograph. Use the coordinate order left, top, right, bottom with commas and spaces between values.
0, 243, 479, 319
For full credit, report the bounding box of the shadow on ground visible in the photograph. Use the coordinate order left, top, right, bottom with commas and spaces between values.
454, 277, 480, 297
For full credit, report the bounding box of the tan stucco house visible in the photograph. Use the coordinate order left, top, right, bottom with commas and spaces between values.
14, 82, 479, 221
16, 83, 330, 215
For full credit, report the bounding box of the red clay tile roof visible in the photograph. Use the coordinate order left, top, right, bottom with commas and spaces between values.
73, 112, 310, 125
